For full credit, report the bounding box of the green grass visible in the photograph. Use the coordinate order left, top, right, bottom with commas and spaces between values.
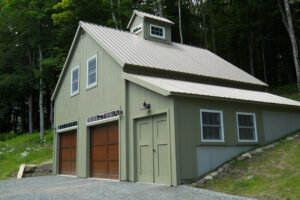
0, 130, 53, 180
202, 132, 300, 200
269, 83, 300, 102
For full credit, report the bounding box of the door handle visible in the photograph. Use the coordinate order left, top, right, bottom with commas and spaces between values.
153, 149, 156, 152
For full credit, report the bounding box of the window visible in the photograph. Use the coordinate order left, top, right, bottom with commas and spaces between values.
132, 24, 142, 34
71, 66, 79, 95
200, 110, 224, 142
150, 24, 165, 39
87, 55, 97, 88
236, 112, 258, 142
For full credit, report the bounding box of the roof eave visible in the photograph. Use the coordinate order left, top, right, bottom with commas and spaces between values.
51, 25, 82, 101
122, 72, 171, 96
169, 92, 300, 110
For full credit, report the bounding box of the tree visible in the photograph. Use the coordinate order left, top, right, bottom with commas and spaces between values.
277, 0, 300, 94
178, 0, 183, 44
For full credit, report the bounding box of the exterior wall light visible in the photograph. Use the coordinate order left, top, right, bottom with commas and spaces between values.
141, 101, 151, 110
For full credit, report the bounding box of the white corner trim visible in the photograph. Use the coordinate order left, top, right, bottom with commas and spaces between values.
86, 55, 97, 89
70, 66, 80, 96
200, 109, 225, 143
236, 112, 258, 142
149, 24, 165, 39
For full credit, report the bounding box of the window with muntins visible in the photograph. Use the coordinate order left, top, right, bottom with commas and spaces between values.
87, 55, 97, 88
150, 24, 165, 39
237, 113, 257, 142
71, 66, 79, 95
200, 110, 224, 142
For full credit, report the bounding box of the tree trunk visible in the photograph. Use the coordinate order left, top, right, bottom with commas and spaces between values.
248, 41, 254, 76
117, 0, 122, 29
158, 0, 163, 17
39, 44, 44, 139
202, 14, 208, 49
278, 0, 300, 94
260, 41, 267, 83
50, 97, 54, 131
209, 0, 216, 53
28, 93, 33, 134
110, 0, 118, 29
178, 0, 183, 44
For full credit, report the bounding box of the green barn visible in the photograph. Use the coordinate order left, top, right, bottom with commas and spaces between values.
51, 10, 300, 186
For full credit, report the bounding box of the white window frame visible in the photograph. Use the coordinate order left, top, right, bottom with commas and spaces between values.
132, 24, 143, 34
150, 24, 165, 39
86, 55, 97, 88
70, 66, 79, 96
236, 112, 258, 142
200, 109, 225, 143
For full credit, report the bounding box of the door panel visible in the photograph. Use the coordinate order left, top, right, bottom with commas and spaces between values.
153, 115, 170, 184
59, 131, 77, 175
136, 118, 153, 182
135, 114, 171, 185
90, 122, 119, 179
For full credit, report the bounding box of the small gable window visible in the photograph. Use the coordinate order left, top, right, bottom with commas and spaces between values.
71, 66, 79, 95
87, 55, 97, 88
237, 112, 258, 142
150, 24, 165, 39
200, 109, 224, 142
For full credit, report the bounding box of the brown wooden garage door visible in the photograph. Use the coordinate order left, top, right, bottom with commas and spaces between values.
59, 131, 77, 175
90, 122, 119, 179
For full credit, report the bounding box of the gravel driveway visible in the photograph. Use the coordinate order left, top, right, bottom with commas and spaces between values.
0, 176, 253, 200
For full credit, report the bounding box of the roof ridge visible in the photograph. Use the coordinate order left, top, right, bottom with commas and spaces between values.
80, 21, 205, 50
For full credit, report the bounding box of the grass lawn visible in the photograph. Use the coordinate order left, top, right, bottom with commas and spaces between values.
0, 130, 53, 180
202, 133, 300, 200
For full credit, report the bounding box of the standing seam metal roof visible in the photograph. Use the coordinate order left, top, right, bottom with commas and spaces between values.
127, 10, 175, 29
125, 73, 300, 108
80, 21, 267, 87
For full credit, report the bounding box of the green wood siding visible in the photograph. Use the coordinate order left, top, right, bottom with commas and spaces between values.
53, 33, 124, 178
174, 96, 265, 180
126, 82, 179, 185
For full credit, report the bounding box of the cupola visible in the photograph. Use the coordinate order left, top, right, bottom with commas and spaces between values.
127, 10, 174, 44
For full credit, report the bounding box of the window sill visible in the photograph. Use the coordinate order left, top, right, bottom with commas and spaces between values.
70, 92, 79, 97
86, 83, 97, 91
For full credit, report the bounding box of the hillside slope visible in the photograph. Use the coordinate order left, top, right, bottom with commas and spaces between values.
0, 131, 53, 180
201, 132, 300, 200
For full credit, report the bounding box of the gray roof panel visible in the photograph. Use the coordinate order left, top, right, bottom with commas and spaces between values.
81, 21, 267, 87
125, 73, 300, 107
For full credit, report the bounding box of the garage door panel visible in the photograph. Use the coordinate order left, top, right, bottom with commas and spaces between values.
108, 161, 118, 177
91, 127, 107, 145
91, 146, 107, 160
108, 144, 118, 160
61, 148, 72, 160
91, 161, 107, 176
90, 122, 119, 179
59, 131, 77, 175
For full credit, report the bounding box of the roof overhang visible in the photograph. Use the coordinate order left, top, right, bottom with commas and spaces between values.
127, 10, 175, 29
123, 73, 300, 110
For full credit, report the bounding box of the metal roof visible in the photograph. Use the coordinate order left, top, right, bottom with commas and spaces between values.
80, 22, 267, 87
124, 73, 300, 108
127, 10, 175, 29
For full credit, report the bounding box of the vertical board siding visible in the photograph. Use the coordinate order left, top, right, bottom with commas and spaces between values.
54, 33, 123, 178
175, 97, 264, 180
263, 110, 300, 142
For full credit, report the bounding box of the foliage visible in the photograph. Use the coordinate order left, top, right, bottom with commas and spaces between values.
0, 130, 53, 180
202, 131, 300, 200
269, 83, 300, 101
0, 0, 299, 134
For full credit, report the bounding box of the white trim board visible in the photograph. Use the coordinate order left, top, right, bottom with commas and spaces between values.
200, 109, 225, 143
236, 112, 258, 142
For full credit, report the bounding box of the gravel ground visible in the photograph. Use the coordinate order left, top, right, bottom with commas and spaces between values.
0, 176, 254, 200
